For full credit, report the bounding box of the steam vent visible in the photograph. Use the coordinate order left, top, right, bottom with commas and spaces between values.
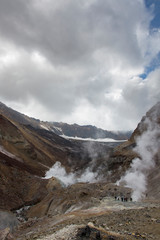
0, 101, 159, 239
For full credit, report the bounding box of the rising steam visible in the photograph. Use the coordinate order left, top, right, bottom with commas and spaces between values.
117, 103, 160, 201
45, 161, 99, 186
45, 140, 109, 186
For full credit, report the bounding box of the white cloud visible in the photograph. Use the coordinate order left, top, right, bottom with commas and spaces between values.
0, 0, 159, 130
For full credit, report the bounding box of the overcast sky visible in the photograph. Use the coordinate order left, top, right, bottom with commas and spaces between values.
0, 0, 160, 130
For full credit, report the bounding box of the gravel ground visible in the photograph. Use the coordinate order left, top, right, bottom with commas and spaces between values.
14, 198, 160, 240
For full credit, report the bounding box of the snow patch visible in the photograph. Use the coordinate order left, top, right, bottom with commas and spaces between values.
60, 135, 126, 143
53, 126, 62, 132
40, 124, 49, 130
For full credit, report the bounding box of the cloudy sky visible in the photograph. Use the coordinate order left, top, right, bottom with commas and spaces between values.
0, 0, 160, 130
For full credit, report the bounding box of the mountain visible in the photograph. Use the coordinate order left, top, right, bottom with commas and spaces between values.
0, 102, 131, 140
0, 114, 72, 210
0, 102, 40, 127
0, 102, 118, 210
0, 110, 102, 210
0, 102, 160, 240
49, 122, 132, 140
108, 102, 160, 199
20, 102, 160, 239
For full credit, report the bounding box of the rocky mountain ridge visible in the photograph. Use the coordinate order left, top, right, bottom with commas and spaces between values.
0, 102, 131, 140
0, 107, 117, 211
49, 122, 132, 140
109, 102, 160, 199
0, 102, 160, 240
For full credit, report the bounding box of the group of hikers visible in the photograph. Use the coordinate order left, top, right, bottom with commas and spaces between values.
114, 196, 132, 202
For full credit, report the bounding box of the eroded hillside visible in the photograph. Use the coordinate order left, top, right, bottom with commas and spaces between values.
0, 102, 160, 240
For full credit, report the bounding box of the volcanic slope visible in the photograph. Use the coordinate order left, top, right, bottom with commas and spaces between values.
0, 101, 131, 140
0, 102, 160, 240
0, 113, 93, 210
108, 101, 160, 199
12, 102, 160, 240
0, 110, 116, 211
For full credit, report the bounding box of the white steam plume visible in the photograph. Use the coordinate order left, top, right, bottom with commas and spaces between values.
45, 161, 99, 186
117, 104, 160, 201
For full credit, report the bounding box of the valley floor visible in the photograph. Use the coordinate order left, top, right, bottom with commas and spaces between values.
14, 198, 160, 240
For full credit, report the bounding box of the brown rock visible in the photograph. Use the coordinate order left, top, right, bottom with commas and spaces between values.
0, 228, 15, 240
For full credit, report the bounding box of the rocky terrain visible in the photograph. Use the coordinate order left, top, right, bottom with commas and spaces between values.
109, 102, 160, 199
14, 198, 160, 240
49, 122, 132, 140
0, 102, 160, 240
0, 113, 96, 210
0, 102, 131, 140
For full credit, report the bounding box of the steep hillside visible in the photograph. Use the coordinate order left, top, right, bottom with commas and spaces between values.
0, 149, 49, 210
45, 122, 132, 140
0, 102, 40, 127
0, 112, 118, 211
0, 102, 159, 210
0, 103, 160, 240
109, 102, 160, 199
0, 114, 94, 210
0, 114, 78, 176
130, 101, 160, 142
0, 102, 131, 140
